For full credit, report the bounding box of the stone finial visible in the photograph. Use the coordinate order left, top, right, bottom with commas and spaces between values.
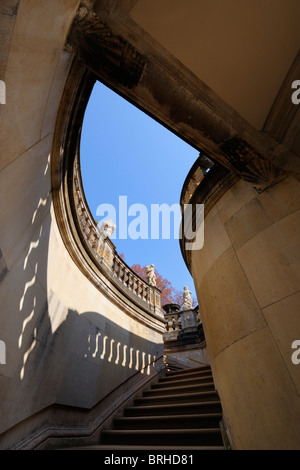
145, 264, 156, 287
182, 285, 193, 310
98, 219, 116, 239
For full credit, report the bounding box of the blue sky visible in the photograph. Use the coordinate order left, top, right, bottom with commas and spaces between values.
80, 81, 199, 296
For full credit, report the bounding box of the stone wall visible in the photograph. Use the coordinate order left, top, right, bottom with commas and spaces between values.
0, 1, 164, 449
191, 175, 300, 449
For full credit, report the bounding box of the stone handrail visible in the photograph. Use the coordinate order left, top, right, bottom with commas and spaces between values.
73, 158, 161, 312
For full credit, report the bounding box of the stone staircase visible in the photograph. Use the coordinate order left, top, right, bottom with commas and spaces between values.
97, 365, 224, 450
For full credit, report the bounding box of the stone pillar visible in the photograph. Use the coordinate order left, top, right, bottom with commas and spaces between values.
180, 309, 197, 330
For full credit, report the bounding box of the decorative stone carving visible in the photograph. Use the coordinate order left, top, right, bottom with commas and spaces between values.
98, 219, 116, 239
97, 241, 114, 268
220, 137, 286, 192
68, 7, 147, 89
96, 220, 116, 268
182, 286, 193, 310
145, 264, 156, 286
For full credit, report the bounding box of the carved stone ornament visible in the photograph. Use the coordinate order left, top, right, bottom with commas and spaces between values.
182, 286, 193, 310
145, 264, 156, 287
220, 137, 286, 192
67, 6, 147, 89
98, 219, 116, 239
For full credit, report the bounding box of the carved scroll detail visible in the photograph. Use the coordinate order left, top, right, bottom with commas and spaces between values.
68, 7, 146, 89
221, 137, 286, 192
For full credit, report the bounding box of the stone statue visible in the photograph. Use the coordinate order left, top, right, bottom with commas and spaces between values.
145, 264, 156, 286
182, 286, 193, 310
98, 219, 116, 239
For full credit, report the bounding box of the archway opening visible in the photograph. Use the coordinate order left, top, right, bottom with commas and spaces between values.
80, 80, 199, 305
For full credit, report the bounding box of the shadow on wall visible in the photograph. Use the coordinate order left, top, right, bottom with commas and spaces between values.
0, 145, 50, 434
0, 149, 162, 442
1, 305, 162, 441
1, 227, 163, 434
28, 304, 162, 410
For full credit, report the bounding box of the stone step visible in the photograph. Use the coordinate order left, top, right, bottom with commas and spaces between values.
101, 428, 223, 447
165, 365, 211, 377
145, 381, 215, 396
113, 412, 223, 430
152, 374, 213, 388
158, 370, 213, 383
95, 366, 224, 451
134, 390, 219, 406
124, 400, 222, 417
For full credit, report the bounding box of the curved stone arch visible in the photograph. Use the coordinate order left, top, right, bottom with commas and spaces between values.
67, 2, 300, 188
51, 57, 163, 329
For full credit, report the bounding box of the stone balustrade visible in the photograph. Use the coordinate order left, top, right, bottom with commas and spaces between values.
163, 303, 204, 341
73, 158, 162, 313
163, 304, 208, 368
165, 310, 182, 332
164, 308, 199, 333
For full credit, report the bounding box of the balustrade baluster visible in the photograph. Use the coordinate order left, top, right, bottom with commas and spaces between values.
123, 268, 129, 285
167, 316, 173, 331
112, 256, 120, 277
127, 272, 133, 291
136, 281, 142, 298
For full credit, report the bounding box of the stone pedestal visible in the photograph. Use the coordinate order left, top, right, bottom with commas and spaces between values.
97, 237, 115, 269
180, 309, 197, 330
